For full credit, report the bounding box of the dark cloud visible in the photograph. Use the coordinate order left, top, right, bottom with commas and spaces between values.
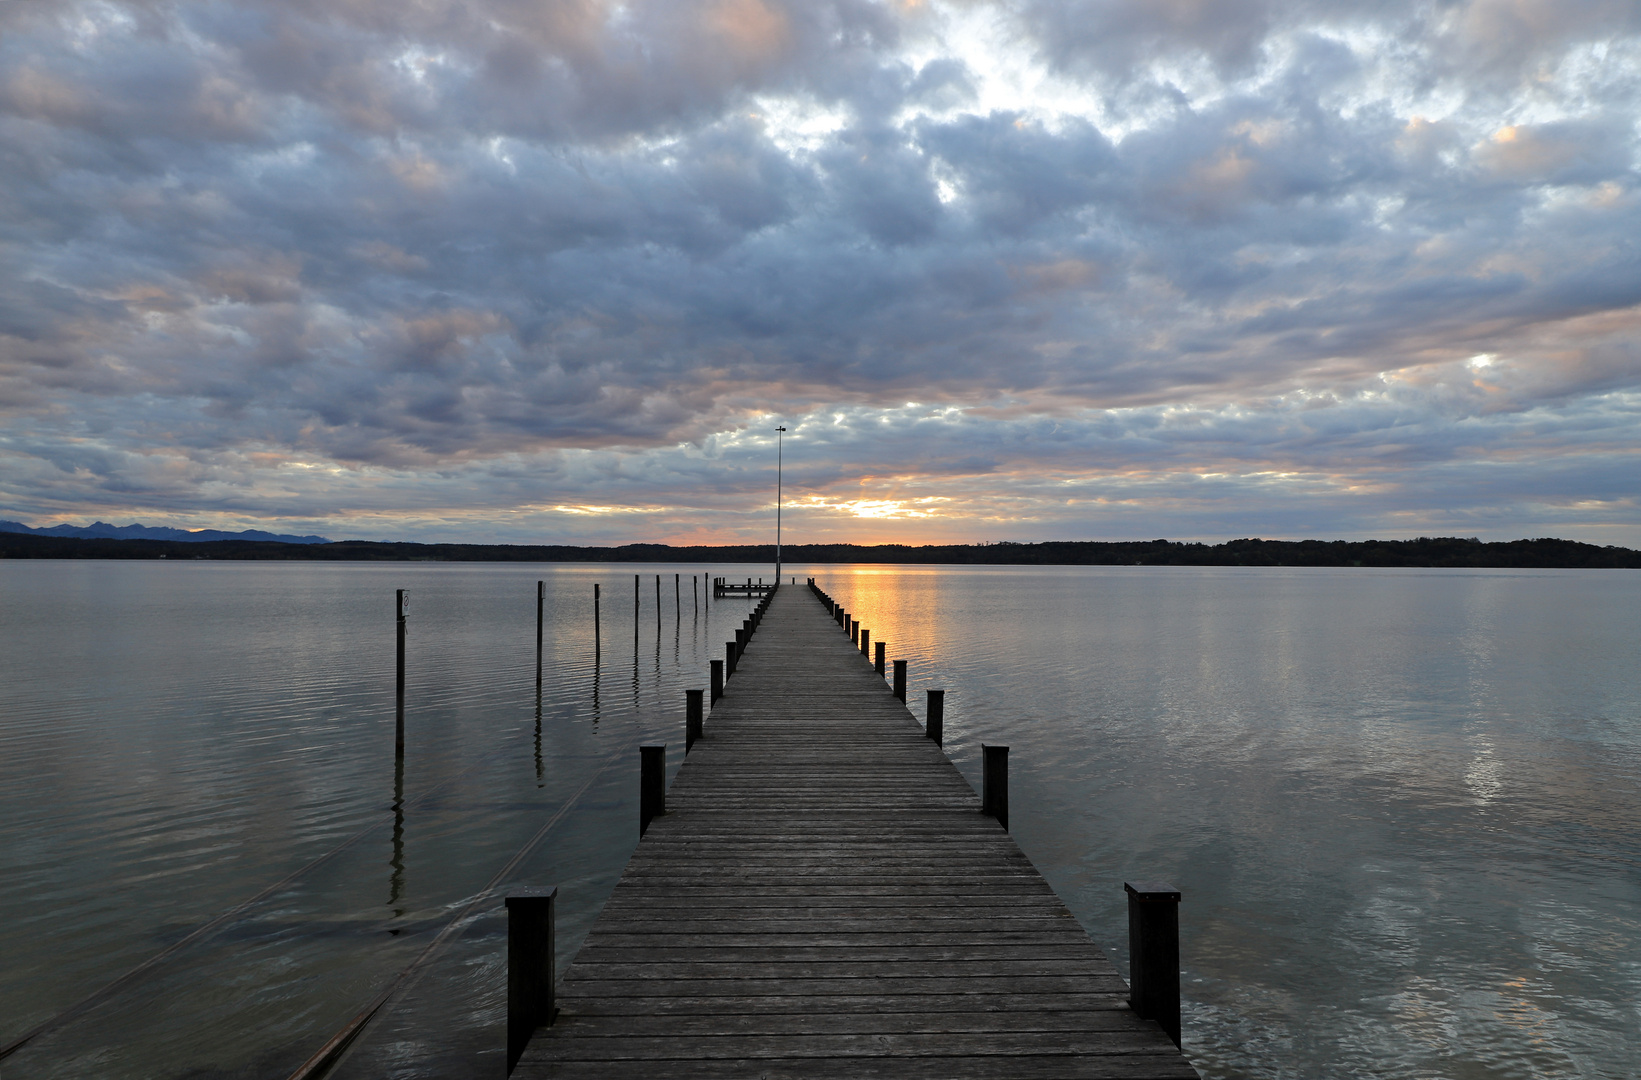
0, 0, 1638, 544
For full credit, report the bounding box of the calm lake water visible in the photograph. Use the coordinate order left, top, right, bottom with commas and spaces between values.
2, 561, 1638, 1079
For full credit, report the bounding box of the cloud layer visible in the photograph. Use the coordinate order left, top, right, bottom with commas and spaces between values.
2, 0, 1638, 544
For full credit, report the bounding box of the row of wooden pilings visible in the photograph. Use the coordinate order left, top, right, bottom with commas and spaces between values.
805, 577, 1183, 1050
504, 583, 780, 1072
503, 577, 1183, 1075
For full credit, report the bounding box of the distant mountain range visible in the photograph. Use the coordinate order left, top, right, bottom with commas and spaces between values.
0, 520, 331, 544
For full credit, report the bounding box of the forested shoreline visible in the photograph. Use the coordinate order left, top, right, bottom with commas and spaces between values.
2, 533, 1638, 568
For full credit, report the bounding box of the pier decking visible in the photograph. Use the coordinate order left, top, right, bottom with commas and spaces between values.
515, 585, 1198, 1078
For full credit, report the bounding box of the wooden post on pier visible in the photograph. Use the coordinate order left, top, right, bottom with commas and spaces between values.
926, 689, 944, 745
505, 885, 557, 1074
725, 640, 737, 677
893, 658, 906, 700
982, 743, 1009, 831
860, 627, 870, 658
640, 746, 665, 836
710, 659, 723, 703
1125, 882, 1183, 1048
875, 639, 886, 675
685, 690, 703, 753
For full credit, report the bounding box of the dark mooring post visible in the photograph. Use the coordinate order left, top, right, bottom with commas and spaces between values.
926, 689, 944, 745
395, 589, 407, 756
875, 639, 886, 675
860, 626, 870, 658
982, 744, 1009, 831
535, 581, 544, 691
1125, 882, 1182, 1048
505, 886, 557, 1074
674, 573, 680, 617
685, 689, 703, 753
893, 659, 907, 700
725, 640, 737, 677
640, 745, 665, 836
710, 659, 724, 703
594, 583, 601, 644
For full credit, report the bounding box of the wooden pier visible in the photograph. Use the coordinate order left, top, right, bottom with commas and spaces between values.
713, 576, 776, 598
514, 584, 1198, 1078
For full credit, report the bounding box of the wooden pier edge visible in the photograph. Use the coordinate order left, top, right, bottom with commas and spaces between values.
514, 584, 1200, 1079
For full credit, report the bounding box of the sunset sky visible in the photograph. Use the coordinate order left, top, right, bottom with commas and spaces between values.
2, 1, 1639, 545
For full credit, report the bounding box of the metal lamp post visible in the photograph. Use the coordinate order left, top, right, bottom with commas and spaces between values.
775, 425, 786, 582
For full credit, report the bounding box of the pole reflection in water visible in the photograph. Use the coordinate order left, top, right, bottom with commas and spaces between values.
388, 755, 405, 920
533, 692, 544, 787
592, 583, 602, 725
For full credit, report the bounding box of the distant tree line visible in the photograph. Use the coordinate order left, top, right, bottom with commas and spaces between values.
2, 532, 1638, 568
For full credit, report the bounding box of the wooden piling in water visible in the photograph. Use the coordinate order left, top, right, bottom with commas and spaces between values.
394, 589, 406, 756
639, 745, 665, 836
1126, 881, 1183, 1048
505, 886, 557, 1074
982, 743, 1009, 831
685, 689, 703, 753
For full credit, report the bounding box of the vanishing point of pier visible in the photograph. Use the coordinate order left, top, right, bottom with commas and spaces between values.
510, 582, 1199, 1078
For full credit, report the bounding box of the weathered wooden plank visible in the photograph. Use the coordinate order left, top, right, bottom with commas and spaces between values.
541, 1009, 1150, 1035
575, 946, 1112, 963
531, 1030, 1188, 1059
554, 993, 1131, 1016
514, 585, 1199, 1079
580, 929, 1086, 943
517, 1056, 1201, 1080
555, 976, 1134, 997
